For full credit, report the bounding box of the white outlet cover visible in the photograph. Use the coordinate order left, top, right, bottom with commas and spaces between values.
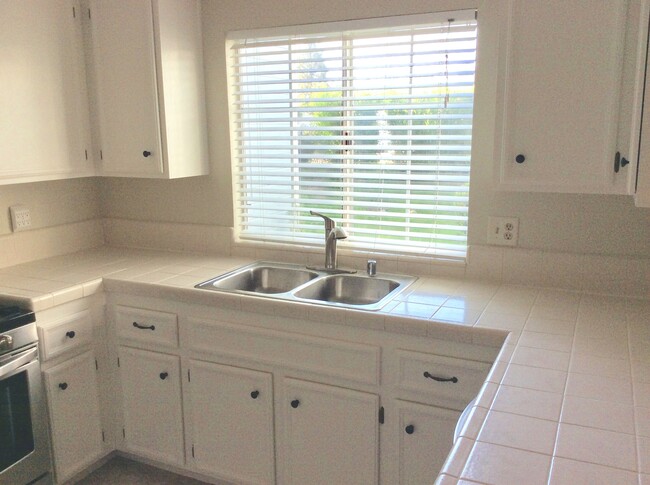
487, 216, 519, 246
9, 205, 32, 232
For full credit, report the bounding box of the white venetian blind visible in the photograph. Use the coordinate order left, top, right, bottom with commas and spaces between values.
227, 11, 477, 259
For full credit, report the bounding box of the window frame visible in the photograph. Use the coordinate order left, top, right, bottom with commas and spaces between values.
226, 10, 478, 261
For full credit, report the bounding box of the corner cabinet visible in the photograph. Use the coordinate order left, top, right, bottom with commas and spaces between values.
493, 0, 628, 193
118, 346, 185, 466
0, 0, 94, 184
88, 0, 209, 178
629, 0, 650, 207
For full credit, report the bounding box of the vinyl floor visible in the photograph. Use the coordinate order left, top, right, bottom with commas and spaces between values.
75, 456, 210, 484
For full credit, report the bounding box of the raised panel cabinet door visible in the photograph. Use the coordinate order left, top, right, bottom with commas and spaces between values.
89, 0, 163, 176
0, 0, 93, 183
118, 346, 184, 466
282, 378, 379, 485
396, 400, 459, 484
44, 350, 104, 483
495, 0, 627, 193
187, 360, 275, 485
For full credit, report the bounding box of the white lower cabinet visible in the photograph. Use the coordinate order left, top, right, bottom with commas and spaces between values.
118, 346, 184, 466
281, 378, 379, 485
395, 400, 460, 483
44, 350, 104, 483
186, 359, 275, 484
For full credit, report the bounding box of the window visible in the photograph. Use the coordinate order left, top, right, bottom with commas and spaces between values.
227, 11, 477, 259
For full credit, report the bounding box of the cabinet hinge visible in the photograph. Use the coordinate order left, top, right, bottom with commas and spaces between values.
72, 6, 76, 18
85, 149, 88, 161
187, 369, 191, 382
101, 430, 105, 442
95, 358, 99, 371
88, 8, 91, 19
117, 357, 120, 368
122, 428, 125, 439
100, 150, 103, 160
379, 406, 384, 425
191, 444, 195, 458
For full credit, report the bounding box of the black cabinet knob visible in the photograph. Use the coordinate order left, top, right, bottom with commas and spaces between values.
251, 390, 260, 399
405, 424, 415, 434
614, 151, 630, 173
159, 372, 168, 380
59, 382, 68, 390
291, 399, 300, 408
65, 330, 76, 339
143, 150, 152, 157
515, 154, 526, 164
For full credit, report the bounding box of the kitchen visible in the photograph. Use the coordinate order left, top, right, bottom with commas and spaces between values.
1, 0, 649, 484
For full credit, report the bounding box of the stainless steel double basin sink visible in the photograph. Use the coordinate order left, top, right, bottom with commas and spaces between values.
195, 262, 417, 311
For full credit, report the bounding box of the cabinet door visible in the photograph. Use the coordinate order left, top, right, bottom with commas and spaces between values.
495, 0, 627, 193
44, 350, 104, 483
282, 378, 379, 485
0, 0, 93, 184
118, 346, 184, 465
187, 360, 275, 484
395, 400, 459, 484
89, 0, 163, 176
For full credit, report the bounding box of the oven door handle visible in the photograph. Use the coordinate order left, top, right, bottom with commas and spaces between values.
0, 346, 38, 379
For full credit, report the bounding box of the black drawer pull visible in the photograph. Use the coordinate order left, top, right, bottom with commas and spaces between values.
424, 371, 458, 383
291, 399, 300, 408
65, 330, 76, 339
133, 322, 155, 331
160, 372, 168, 380
405, 424, 415, 434
251, 390, 260, 399
59, 382, 68, 390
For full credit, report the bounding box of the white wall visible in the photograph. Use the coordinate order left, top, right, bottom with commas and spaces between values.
0, 178, 100, 235
95, 0, 649, 258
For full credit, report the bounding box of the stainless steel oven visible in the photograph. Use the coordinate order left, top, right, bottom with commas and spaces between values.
0, 306, 51, 485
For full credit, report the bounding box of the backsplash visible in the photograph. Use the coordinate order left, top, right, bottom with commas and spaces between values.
0, 219, 103, 269
0, 217, 646, 298
102, 218, 650, 299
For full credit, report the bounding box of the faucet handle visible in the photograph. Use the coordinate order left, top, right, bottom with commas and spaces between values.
367, 259, 377, 276
309, 210, 335, 230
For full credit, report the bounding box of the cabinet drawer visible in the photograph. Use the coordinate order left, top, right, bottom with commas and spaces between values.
114, 305, 178, 348
396, 350, 490, 410
187, 318, 380, 386
38, 310, 93, 361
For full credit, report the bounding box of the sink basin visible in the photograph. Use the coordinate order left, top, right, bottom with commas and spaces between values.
294, 274, 401, 307
195, 264, 319, 294
195, 261, 417, 311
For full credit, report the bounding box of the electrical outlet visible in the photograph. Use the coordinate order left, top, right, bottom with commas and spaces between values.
10, 205, 32, 232
487, 216, 519, 246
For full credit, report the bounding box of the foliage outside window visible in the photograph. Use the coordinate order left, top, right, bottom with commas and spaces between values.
227, 11, 477, 259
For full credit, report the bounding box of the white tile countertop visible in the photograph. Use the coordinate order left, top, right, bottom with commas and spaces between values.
0, 246, 648, 484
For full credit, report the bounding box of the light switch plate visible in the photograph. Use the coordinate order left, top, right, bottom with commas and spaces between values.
10, 205, 32, 232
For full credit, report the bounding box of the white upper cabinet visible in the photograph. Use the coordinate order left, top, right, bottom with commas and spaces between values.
0, 0, 94, 184
89, 0, 209, 178
493, 0, 628, 193
622, 0, 650, 207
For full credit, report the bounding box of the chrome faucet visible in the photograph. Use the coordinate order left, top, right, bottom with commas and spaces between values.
308, 211, 353, 272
